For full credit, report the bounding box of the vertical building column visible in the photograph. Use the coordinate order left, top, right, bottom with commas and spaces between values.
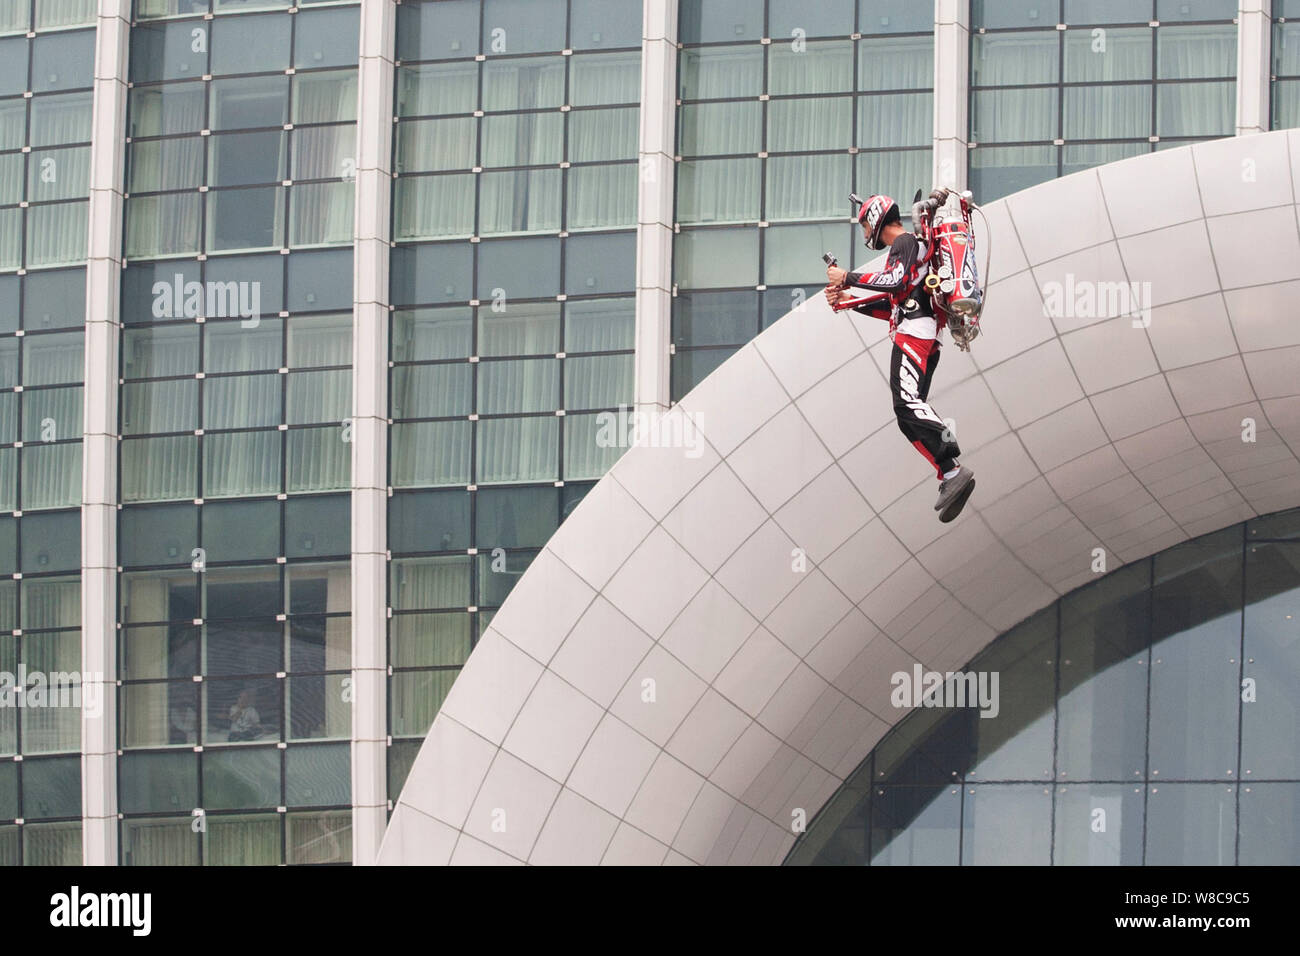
1236, 0, 1272, 135
81, 0, 130, 866
350, 0, 396, 866
933, 0, 970, 190
634, 0, 677, 415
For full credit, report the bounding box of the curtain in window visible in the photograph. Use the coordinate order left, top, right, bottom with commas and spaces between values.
0, 581, 13, 635
287, 369, 349, 424
569, 52, 641, 106
1157, 25, 1236, 78
564, 354, 632, 410
1157, 81, 1233, 137
120, 682, 172, 748
564, 414, 623, 479
22, 823, 81, 865
565, 299, 634, 353
392, 558, 470, 611
477, 304, 559, 355
0, 0, 27, 34
136, 0, 205, 17
129, 138, 204, 193
123, 819, 198, 865
768, 41, 854, 95
121, 436, 196, 502
206, 322, 280, 374
25, 201, 87, 267
21, 333, 81, 386
0, 207, 19, 270
390, 614, 471, 668
18, 625, 80, 752
679, 47, 763, 100
390, 420, 470, 486
481, 112, 563, 167
0, 100, 24, 151
971, 32, 1058, 86
397, 63, 477, 117
125, 193, 201, 258
972, 88, 1058, 142
393, 174, 475, 240
203, 374, 278, 429
292, 125, 355, 182
478, 168, 561, 235
566, 164, 636, 230
855, 150, 932, 219
567, 103, 629, 162
1064, 28, 1152, 82
122, 380, 193, 434
391, 365, 470, 419
206, 815, 280, 865
34, 0, 95, 29
125, 328, 199, 380
475, 416, 557, 482
21, 579, 79, 630
677, 158, 759, 224
25, 386, 83, 440
287, 314, 351, 367
1065, 84, 1151, 139
1276, 81, 1300, 131
287, 810, 350, 864
29, 94, 92, 147
286, 426, 349, 491
290, 181, 354, 247
16, 580, 80, 754
678, 101, 762, 156
477, 360, 558, 415
857, 92, 932, 148
481, 59, 565, 112
858, 36, 933, 91
292, 71, 357, 125
129, 85, 205, 139
395, 118, 475, 173
390, 669, 457, 738
30, 147, 90, 202
765, 154, 851, 221
767, 97, 852, 152
21, 442, 80, 510
203, 431, 281, 497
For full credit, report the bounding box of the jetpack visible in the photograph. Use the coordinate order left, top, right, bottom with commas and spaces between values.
825, 188, 987, 352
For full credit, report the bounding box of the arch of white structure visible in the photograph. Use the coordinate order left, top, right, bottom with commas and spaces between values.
377, 130, 1300, 865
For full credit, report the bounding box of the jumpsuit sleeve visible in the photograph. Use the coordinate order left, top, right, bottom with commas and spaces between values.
843, 234, 921, 296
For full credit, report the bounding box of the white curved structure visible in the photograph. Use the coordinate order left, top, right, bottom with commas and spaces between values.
378, 131, 1300, 866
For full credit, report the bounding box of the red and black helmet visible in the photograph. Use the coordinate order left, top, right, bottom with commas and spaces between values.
852, 193, 900, 250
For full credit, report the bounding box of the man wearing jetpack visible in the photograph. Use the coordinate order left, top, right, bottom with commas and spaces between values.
824, 190, 976, 523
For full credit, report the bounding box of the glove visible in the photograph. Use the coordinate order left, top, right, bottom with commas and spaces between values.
929, 187, 951, 204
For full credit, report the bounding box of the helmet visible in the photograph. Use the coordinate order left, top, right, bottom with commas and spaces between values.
852, 193, 900, 250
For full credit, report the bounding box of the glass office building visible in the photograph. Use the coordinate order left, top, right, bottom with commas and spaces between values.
969, 0, 1239, 197
0, 0, 1294, 865
788, 510, 1300, 866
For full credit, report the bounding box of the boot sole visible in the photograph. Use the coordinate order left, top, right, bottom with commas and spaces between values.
938, 478, 975, 523
934, 468, 974, 512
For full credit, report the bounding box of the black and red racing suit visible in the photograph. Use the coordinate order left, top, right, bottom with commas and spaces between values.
843, 233, 961, 480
